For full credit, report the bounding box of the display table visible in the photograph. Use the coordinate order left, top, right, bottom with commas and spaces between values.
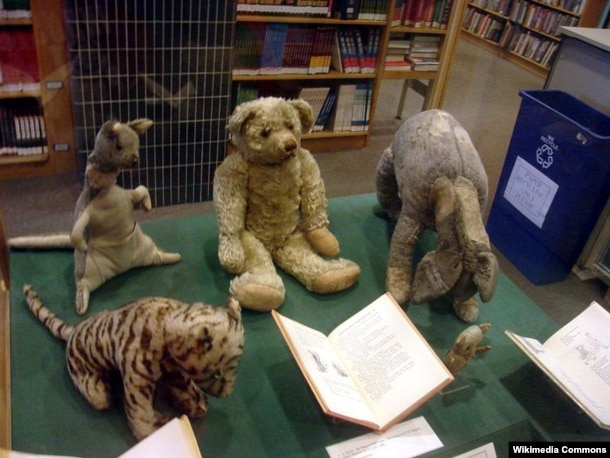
7, 194, 610, 457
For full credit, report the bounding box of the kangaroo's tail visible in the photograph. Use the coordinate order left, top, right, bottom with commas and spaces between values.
9, 233, 73, 250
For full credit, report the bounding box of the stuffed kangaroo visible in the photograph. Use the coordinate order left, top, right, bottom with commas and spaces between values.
9, 119, 181, 314
376, 110, 499, 322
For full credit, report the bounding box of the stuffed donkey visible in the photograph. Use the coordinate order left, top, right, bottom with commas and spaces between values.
376, 110, 499, 322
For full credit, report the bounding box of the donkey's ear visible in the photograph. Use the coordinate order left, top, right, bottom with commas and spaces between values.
473, 252, 499, 302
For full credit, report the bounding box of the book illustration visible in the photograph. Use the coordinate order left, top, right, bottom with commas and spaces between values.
506, 301, 610, 430
272, 293, 454, 431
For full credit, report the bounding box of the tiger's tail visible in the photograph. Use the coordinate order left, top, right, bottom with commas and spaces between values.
23, 284, 74, 341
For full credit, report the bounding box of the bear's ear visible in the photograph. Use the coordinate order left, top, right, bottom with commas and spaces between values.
227, 102, 257, 136
289, 99, 314, 134
126, 118, 153, 135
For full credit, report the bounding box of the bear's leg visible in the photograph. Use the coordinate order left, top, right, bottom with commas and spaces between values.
386, 213, 423, 305
230, 231, 285, 311
274, 232, 360, 294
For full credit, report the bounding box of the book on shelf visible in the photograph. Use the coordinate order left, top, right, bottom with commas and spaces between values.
328, 83, 356, 131
233, 22, 266, 76
357, 0, 389, 20
401, 0, 453, 28
392, 0, 405, 26
331, 29, 360, 73
0, 98, 47, 157
351, 81, 372, 132
272, 293, 454, 431
313, 88, 337, 132
333, 0, 362, 20
236, 0, 333, 17
385, 39, 412, 70
0, 27, 39, 93
308, 26, 336, 74
260, 22, 288, 75
0, 0, 31, 19
298, 86, 331, 127
282, 25, 315, 74
505, 301, 610, 430
407, 56, 439, 71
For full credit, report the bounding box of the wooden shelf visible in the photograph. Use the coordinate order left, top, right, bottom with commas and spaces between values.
233, 70, 377, 82
236, 14, 385, 26
462, 0, 602, 78
232, 0, 466, 150
0, 89, 41, 99
0, 0, 76, 181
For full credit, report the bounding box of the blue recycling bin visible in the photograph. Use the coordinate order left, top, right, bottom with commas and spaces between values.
486, 90, 610, 285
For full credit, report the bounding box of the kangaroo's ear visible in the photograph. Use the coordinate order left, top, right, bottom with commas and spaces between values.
126, 118, 153, 135
473, 252, 499, 302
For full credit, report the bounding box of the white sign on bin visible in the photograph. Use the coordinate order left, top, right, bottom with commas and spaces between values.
503, 156, 559, 229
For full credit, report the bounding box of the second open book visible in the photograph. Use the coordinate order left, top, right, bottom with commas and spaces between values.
272, 293, 454, 431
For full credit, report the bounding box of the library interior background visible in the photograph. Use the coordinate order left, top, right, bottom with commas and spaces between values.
1, 0, 610, 457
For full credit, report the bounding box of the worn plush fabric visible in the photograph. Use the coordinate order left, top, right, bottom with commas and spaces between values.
213, 97, 360, 311
376, 110, 498, 322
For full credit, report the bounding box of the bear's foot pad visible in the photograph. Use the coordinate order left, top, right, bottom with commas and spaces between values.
235, 283, 284, 312
312, 264, 361, 294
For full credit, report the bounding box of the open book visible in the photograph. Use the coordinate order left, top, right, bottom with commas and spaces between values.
506, 301, 610, 430
272, 293, 454, 431
6, 416, 201, 458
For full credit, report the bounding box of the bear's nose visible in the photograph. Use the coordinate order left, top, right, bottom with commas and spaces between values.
284, 140, 297, 152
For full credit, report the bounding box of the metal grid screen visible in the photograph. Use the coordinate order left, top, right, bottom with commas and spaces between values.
64, 0, 235, 205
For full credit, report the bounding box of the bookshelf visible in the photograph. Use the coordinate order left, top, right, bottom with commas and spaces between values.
461, 0, 606, 78
232, 0, 465, 150
383, 0, 467, 117
0, 0, 76, 180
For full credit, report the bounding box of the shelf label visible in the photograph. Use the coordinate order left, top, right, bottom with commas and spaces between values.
46, 81, 64, 90
53, 143, 70, 152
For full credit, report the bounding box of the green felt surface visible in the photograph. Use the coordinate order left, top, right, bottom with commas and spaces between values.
9, 194, 610, 457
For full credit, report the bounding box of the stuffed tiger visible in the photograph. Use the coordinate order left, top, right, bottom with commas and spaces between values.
23, 284, 245, 440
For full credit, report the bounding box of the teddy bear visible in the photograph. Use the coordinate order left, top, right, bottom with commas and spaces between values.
376, 110, 499, 322
213, 97, 361, 312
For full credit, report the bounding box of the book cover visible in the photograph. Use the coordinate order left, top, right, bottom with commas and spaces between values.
272, 293, 454, 431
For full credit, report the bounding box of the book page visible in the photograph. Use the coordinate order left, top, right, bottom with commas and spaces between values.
118, 416, 201, 458
506, 303, 610, 429
329, 294, 453, 429
272, 312, 375, 425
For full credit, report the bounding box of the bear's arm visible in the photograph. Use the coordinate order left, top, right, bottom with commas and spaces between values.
213, 153, 248, 236
297, 148, 330, 232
